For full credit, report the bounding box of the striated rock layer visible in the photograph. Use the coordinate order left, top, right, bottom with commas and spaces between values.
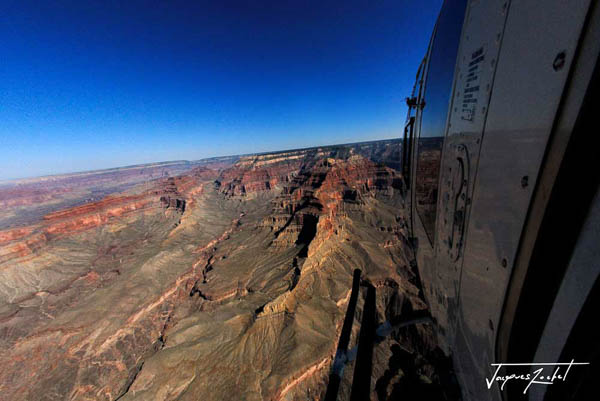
0, 140, 457, 401
0, 157, 235, 231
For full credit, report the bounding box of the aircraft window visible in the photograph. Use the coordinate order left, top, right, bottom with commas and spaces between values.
415, 0, 467, 245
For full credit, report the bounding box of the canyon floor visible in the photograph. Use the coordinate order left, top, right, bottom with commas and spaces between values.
0, 141, 459, 400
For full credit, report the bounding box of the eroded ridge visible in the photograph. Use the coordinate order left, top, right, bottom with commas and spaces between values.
0, 141, 456, 401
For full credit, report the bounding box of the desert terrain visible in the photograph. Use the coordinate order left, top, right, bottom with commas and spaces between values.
0, 140, 457, 400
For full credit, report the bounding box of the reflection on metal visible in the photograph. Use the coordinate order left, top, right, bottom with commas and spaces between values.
414, 0, 469, 247
415, 137, 444, 245
405, 0, 599, 400
441, 143, 470, 262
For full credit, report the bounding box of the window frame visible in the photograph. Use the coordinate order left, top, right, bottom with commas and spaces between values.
413, 0, 468, 247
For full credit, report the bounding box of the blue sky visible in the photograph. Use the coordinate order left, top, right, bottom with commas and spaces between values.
0, 0, 441, 180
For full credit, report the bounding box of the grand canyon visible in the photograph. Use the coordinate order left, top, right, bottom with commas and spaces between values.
0, 140, 458, 400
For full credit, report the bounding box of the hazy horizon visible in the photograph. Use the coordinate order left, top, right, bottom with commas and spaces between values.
1, 0, 441, 180
1, 136, 404, 183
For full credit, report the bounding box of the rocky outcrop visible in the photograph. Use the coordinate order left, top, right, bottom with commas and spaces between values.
0, 176, 201, 267
250, 155, 403, 261
0, 140, 457, 401
0, 158, 236, 231
217, 155, 303, 197
159, 196, 186, 213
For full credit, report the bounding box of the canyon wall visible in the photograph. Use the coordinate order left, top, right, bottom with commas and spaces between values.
0, 140, 458, 401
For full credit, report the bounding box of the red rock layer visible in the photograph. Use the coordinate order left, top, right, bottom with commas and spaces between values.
218, 154, 305, 196
0, 176, 202, 265
241, 155, 403, 254
0, 186, 73, 208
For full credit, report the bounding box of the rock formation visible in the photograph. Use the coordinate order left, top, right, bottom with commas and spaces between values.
0, 140, 458, 401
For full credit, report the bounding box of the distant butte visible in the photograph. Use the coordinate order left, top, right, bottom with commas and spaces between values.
0, 139, 457, 401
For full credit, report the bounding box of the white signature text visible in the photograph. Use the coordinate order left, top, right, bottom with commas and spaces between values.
486, 360, 590, 394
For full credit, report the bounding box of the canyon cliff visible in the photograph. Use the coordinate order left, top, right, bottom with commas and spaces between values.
0, 140, 457, 400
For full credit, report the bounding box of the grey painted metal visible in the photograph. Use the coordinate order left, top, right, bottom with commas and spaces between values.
455, 1, 591, 399
408, 0, 595, 400
497, 0, 600, 369
429, 0, 511, 357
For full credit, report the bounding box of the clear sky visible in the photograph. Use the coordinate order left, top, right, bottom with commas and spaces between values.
0, 0, 442, 180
